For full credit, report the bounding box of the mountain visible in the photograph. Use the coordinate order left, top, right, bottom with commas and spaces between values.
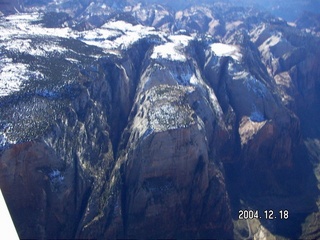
0, 0, 320, 239
0, 0, 24, 15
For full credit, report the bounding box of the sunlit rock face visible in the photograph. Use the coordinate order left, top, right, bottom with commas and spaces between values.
0, 1, 320, 239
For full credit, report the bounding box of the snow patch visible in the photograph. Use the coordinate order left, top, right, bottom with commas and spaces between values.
0, 134, 7, 148
262, 35, 282, 48
80, 20, 161, 50
210, 43, 242, 61
258, 34, 283, 56
0, 63, 28, 97
1, 13, 73, 42
233, 70, 249, 80
207, 86, 223, 119
168, 34, 193, 46
226, 21, 243, 31
152, 42, 186, 61
1, 39, 66, 57
151, 35, 192, 62
49, 170, 64, 180
0, 60, 44, 97
5, 13, 39, 21
0, 122, 14, 149
49, 169, 64, 187
1, 13, 164, 53
190, 74, 199, 85
287, 22, 296, 27
170, 71, 199, 86
65, 58, 79, 63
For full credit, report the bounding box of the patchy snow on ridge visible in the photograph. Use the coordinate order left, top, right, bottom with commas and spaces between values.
210, 43, 242, 61
0, 58, 43, 97
4, 13, 39, 22
260, 34, 282, 49
1, 13, 73, 41
1, 13, 163, 54
77, 27, 121, 50
0, 63, 29, 97
80, 20, 162, 51
168, 34, 193, 46
151, 34, 193, 62
1, 38, 67, 57
152, 42, 186, 61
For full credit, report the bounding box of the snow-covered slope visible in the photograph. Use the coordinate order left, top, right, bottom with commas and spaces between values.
210, 43, 242, 62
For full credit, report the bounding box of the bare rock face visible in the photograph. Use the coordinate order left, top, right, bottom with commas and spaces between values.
0, 31, 116, 239
0, 78, 115, 238
249, 20, 320, 110
0, 142, 68, 238
77, 44, 235, 238
120, 85, 232, 238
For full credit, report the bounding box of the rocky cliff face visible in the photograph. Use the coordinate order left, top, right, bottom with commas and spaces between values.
0, 1, 320, 239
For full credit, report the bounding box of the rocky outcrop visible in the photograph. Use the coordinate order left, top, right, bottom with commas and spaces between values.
0, 32, 116, 238
77, 38, 235, 238
117, 67, 233, 237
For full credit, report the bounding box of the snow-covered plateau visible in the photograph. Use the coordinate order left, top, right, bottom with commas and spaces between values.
210, 43, 242, 62
0, 12, 244, 97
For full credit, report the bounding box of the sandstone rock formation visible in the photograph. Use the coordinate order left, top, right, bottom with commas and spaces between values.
0, 1, 319, 239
